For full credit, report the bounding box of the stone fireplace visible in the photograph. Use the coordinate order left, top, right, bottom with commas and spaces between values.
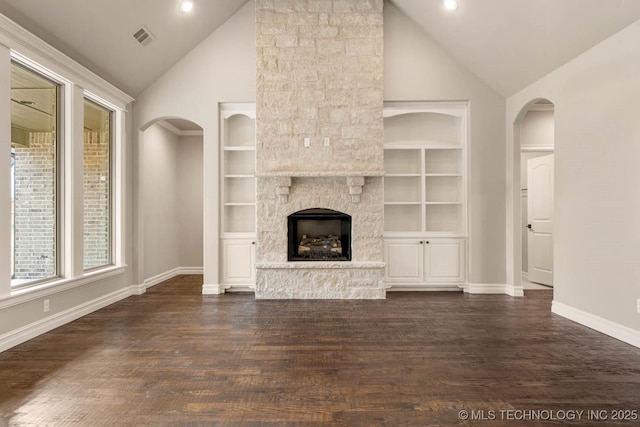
255, 0, 385, 299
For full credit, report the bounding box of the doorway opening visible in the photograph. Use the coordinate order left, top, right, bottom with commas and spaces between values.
515, 99, 555, 290
139, 118, 204, 285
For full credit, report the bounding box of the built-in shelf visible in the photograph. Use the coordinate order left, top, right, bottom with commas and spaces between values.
383, 101, 468, 236
220, 104, 257, 288
220, 104, 256, 236
383, 101, 468, 290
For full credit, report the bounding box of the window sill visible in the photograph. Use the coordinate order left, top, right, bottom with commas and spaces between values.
0, 265, 127, 309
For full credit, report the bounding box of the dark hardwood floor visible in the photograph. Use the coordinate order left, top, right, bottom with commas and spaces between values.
1, 275, 639, 426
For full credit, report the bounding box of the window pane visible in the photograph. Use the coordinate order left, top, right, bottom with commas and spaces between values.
10, 62, 59, 285
83, 100, 112, 270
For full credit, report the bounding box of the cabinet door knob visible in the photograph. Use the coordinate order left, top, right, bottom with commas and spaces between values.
419, 241, 423, 244
425, 240, 429, 244
252, 241, 255, 245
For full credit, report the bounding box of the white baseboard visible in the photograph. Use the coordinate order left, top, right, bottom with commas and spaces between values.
552, 301, 640, 349
386, 284, 461, 292
506, 283, 525, 297
464, 283, 515, 295
386, 283, 522, 295
202, 284, 226, 295
142, 267, 203, 291
0, 285, 136, 353
129, 283, 147, 296
177, 267, 204, 275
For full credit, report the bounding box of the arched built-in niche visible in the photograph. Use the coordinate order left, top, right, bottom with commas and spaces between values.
138, 117, 204, 287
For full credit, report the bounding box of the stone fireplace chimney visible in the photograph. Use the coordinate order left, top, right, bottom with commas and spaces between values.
255, 0, 385, 298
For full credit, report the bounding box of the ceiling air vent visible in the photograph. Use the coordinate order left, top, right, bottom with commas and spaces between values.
133, 26, 155, 46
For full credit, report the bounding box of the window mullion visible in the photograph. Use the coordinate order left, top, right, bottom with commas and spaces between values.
64, 83, 85, 279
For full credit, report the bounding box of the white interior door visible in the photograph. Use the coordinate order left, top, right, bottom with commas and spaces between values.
527, 154, 554, 286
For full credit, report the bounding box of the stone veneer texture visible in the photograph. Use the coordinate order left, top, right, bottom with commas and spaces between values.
255, 0, 384, 174
255, 0, 385, 299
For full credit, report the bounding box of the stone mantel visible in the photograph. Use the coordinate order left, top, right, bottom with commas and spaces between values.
260, 172, 384, 203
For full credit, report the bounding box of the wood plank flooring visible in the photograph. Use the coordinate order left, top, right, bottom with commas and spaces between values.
1, 275, 640, 426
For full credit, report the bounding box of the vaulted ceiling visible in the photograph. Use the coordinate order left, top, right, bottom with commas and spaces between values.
1, 0, 640, 98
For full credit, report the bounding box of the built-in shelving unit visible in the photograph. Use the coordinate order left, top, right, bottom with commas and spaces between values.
383, 102, 467, 236
220, 103, 256, 288
221, 105, 256, 235
383, 101, 468, 289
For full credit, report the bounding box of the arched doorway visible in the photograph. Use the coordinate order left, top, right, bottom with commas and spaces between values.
138, 117, 204, 288
511, 99, 555, 294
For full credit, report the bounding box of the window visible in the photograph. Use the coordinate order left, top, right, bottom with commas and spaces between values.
83, 100, 113, 270
10, 61, 60, 286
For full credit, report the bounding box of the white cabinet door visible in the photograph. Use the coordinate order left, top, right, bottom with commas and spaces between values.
384, 238, 466, 287
222, 239, 256, 284
423, 239, 465, 283
384, 239, 423, 283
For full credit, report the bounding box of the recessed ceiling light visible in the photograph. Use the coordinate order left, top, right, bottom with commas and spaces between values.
179, 0, 194, 13
444, 0, 459, 11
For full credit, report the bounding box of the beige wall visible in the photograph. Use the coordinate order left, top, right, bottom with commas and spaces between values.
140, 127, 203, 280
142, 124, 181, 280
520, 110, 554, 150
507, 20, 640, 335
177, 135, 203, 268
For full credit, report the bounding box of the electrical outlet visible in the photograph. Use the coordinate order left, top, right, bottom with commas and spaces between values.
637, 298, 640, 314
323, 137, 330, 147
44, 299, 50, 313
304, 137, 310, 147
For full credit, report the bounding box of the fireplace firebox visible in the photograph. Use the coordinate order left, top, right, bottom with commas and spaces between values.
287, 208, 352, 261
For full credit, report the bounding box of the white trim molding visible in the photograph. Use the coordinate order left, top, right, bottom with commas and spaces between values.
0, 266, 127, 310
462, 283, 524, 296
552, 300, 640, 349
0, 286, 134, 353
386, 284, 460, 292
505, 283, 525, 297
202, 284, 227, 295
520, 145, 555, 152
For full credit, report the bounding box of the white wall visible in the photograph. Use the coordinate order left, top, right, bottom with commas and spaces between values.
384, 2, 507, 285
133, 2, 255, 288
507, 20, 640, 337
177, 135, 203, 268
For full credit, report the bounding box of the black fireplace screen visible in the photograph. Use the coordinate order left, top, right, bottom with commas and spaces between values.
287, 208, 351, 261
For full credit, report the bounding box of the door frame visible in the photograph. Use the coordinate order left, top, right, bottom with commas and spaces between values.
507, 98, 555, 296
